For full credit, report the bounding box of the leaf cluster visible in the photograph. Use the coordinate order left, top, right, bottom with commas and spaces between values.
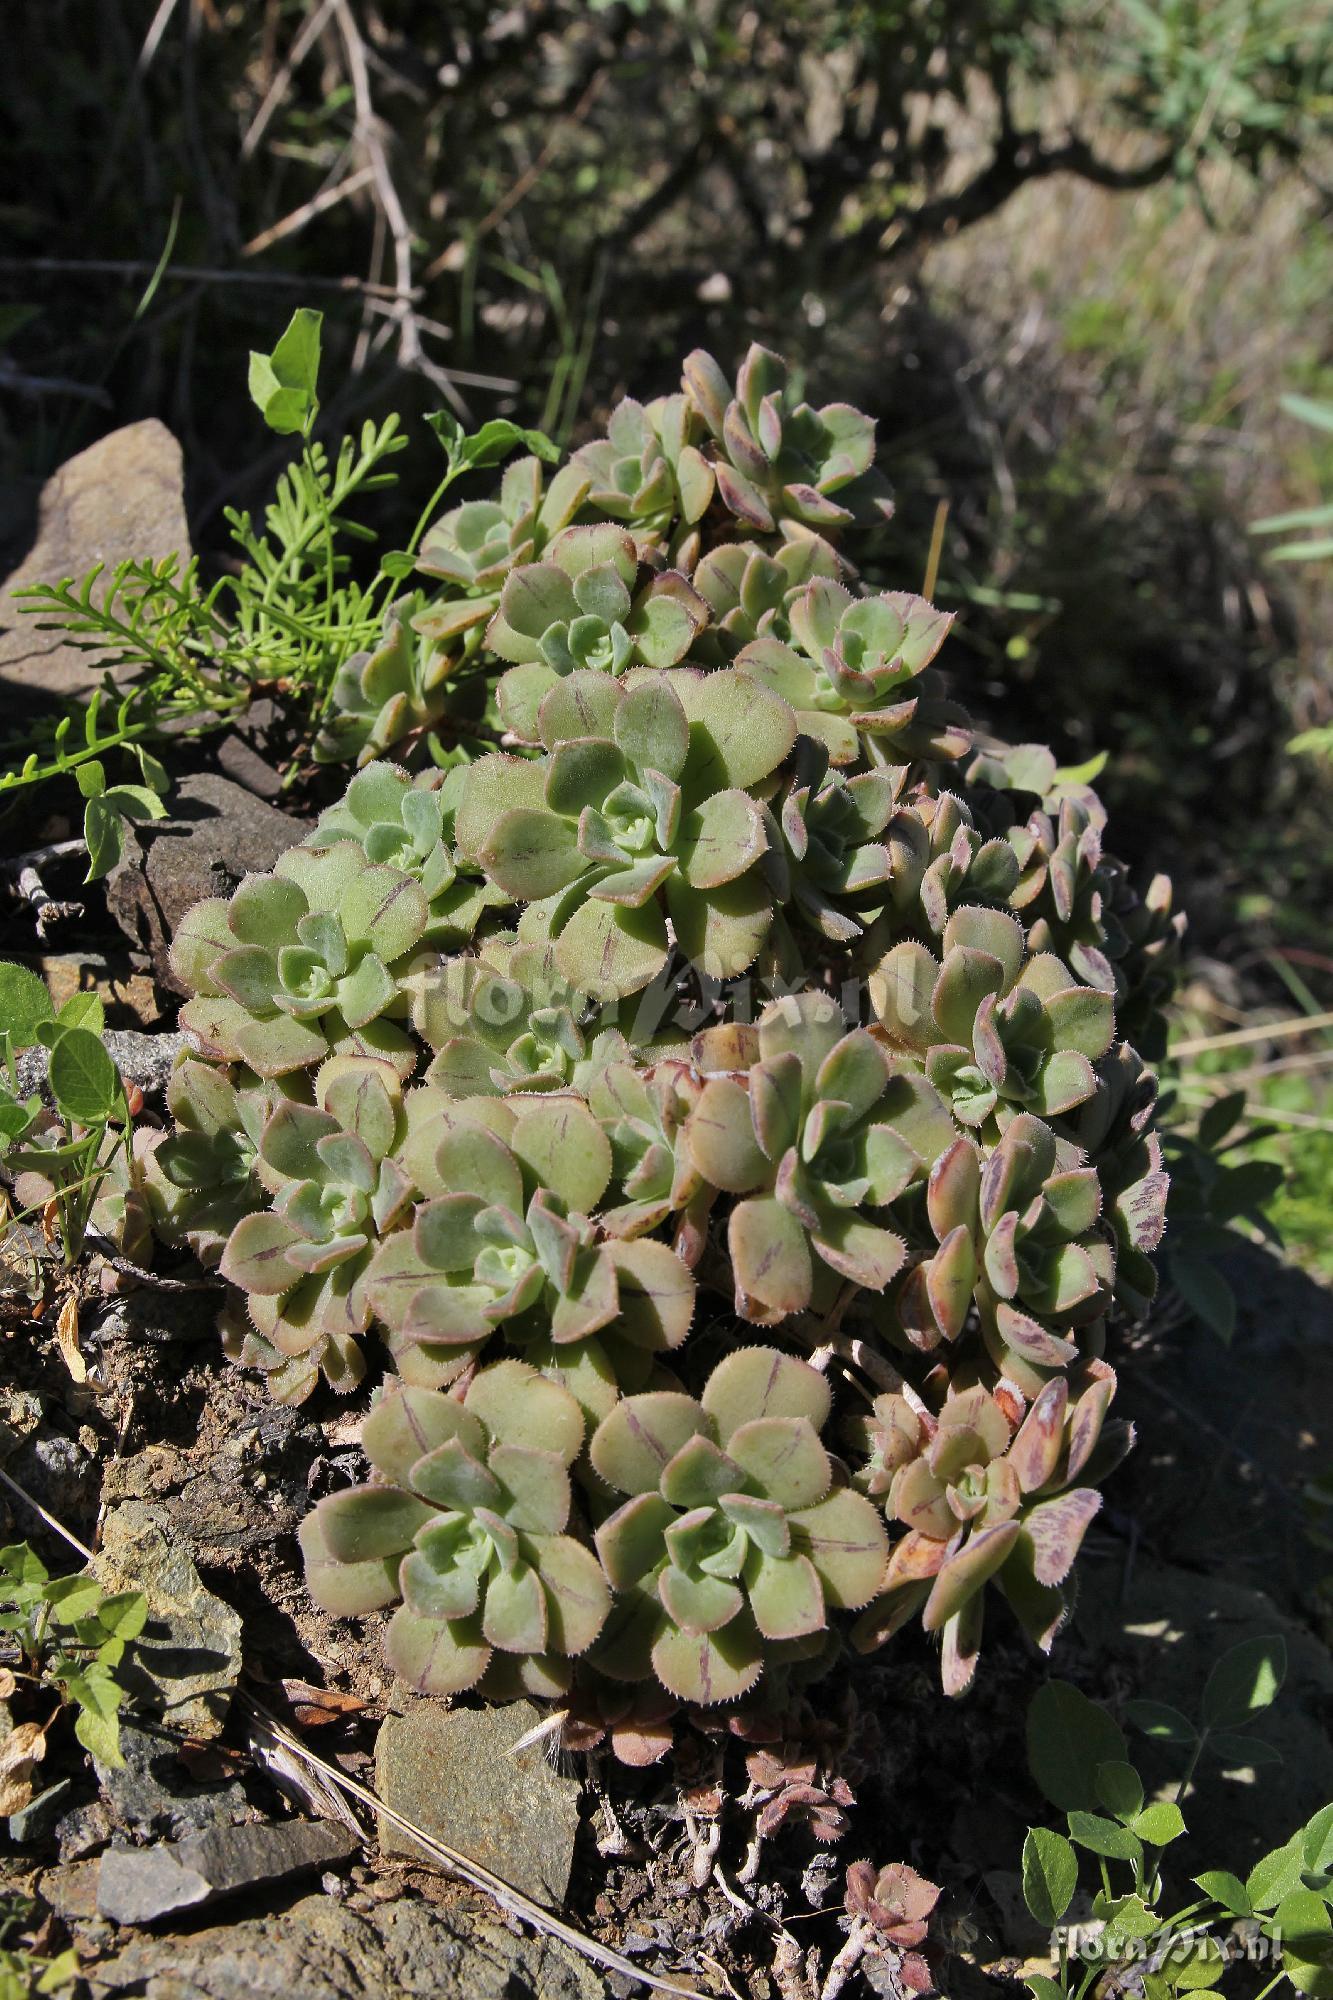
1020, 1648, 1333, 2000
0, 965, 134, 1266
0, 1541, 147, 1770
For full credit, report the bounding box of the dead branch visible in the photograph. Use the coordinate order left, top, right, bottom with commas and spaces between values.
0, 841, 87, 939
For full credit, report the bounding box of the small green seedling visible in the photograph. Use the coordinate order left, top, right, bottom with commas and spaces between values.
74, 742, 169, 881
1020, 1641, 1333, 2000
0, 1542, 147, 1770
0, 1894, 78, 1999
0, 963, 136, 1266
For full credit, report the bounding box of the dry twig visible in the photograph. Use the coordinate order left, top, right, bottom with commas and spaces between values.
0, 841, 87, 939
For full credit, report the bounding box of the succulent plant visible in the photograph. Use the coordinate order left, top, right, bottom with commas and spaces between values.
364, 1092, 695, 1402
682, 345, 890, 540
143, 342, 1180, 1748
170, 842, 428, 1078
685, 992, 948, 1321
455, 666, 796, 998
765, 737, 906, 954
486, 524, 710, 742
217, 1057, 410, 1402
1070, 1043, 1168, 1320
142, 1057, 284, 1265
893, 789, 1027, 938
891, 1111, 1113, 1390
872, 906, 1114, 1131
1107, 869, 1186, 1062
405, 936, 629, 1098
1006, 793, 1128, 992
849, 1367, 1126, 1693
300, 1361, 609, 1696
415, 454, 590, 646
844, 1860, 940, 1949
690, 538, 844, 666
571, 395, 714, 568
738, 577, 967, 766
314, 595, 486, 767
586, 1057, 709, 1248
589, 1347, 887, 1703
841, 1861, 941, 1993
305, 761, 506, 947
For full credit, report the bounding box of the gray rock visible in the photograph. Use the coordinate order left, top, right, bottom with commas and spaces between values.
0, 421, 190, 702
96, 1722, 247, 1842
39, 1858, 102, 1922
84, 1889, 605, 1998
97, 1844, 211, 1927
215, 729, 285, 804
92, 1288, 227, 1353
8, 1777, 75, 1846
0, 1387, 42, 1453
105, 773, 301, 987
94, 1501, 243, 1742
15, 1030, 186, 1107
58, 1798, 114, 1861
97, 1819, 359, 1926
375, 1700, 581, 1909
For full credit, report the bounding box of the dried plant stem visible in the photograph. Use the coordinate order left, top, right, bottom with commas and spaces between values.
0, 1466, 95, 1564
1171, 1008, 1333, 1056
819, 1922, 867, 2000
332, 0, 467, 417
240, 0, 341, 161
0, 841, 87, 938
241, 163, 376, 257
0, 257, 412, 302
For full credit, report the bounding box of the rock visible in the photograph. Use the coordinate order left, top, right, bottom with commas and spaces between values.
95, 1501, 243, 1742
97, 1843, 210, 1927
57, 1798, 114, 1861
39, 1858, 101, 1922
8, 1777, 74, 1846
26, 1431, 97, 1520
375, 1701, 581, 1909
83, 1888, 605, 1999
0, 422, 191, 702
104, 773, 301, 986
15, 1030, 185, 1107
96, 1819, 360, 1926
0, 1387, 42, 1454
1076, 1553, 1333, 1871
216, 729, 286, 804
97, 1419, 310, 1564
0, 1401, 98, 1534
96, 1722, 247, 1843
33, 952, 164, 1031
91, 1290, 226, 1353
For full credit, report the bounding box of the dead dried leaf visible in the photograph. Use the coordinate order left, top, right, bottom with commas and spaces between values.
0, 1770, 34, 1815
178, 1740, 250, 1782
0, 1721, 47, 1814
246, 1715, 363, 1835
56, 1293, 87, 1383
0, 1668, 16, 1699
1, 1722, 48, 1773
280, 1680, 367, 1728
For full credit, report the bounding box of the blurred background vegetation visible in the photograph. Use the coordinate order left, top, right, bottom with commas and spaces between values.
2, 0, 1330, 1266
